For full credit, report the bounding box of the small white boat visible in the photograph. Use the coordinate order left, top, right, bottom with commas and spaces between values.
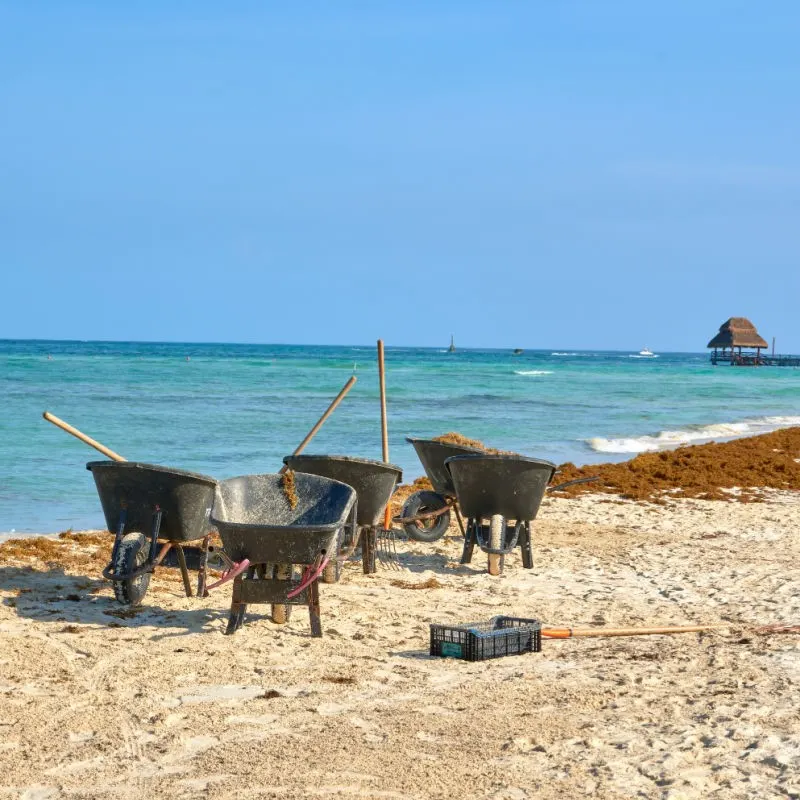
638, 347, 656, 357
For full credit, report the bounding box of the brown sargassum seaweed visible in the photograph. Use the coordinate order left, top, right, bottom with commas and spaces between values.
281, 468, 299, 510
394, 427, 800, 506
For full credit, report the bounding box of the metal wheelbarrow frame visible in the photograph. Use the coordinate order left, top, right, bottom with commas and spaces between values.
401, 438, 599, 548
444, 454, 557, 576
399, 438, 485, 542
211, 472, 357, 636
283, 454, 402, 576
87, 460, 222, 606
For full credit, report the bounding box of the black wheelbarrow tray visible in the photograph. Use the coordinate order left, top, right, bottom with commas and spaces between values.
87, 460, 220, 606
210, 472, 357, 636
283, 454, 402, 577
400, 437, 485, 542
444, 454, 556, 576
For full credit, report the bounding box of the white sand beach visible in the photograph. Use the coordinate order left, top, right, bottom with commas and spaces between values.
1, 491, 799, 799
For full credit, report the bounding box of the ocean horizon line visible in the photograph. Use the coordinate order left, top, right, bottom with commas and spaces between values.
0, 337, 709, 356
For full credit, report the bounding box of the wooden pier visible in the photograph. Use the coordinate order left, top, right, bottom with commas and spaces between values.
710, 353, 800, 367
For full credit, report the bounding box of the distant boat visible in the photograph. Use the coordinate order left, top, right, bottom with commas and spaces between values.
638, 347, 656, 357
512, 348, 524, 355
448, 335, 456, 353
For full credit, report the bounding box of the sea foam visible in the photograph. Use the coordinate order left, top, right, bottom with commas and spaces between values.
514, 370, 553, 376
587, 416, 800, 454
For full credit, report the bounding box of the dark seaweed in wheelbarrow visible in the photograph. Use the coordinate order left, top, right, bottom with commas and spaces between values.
401, 437, 484, 542
87, 461, 217, 605
211, 473, 356, 636
283, 455, 402, 577
445, 454, 556, 576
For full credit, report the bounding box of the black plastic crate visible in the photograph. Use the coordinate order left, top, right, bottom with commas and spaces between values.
430, 616, 542, 661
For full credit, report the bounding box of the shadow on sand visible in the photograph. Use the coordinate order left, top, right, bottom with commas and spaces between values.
344, 531, 487, 577
0, 564, 230, 638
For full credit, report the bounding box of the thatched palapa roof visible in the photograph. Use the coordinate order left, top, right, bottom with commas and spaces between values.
707, 317, 768, 349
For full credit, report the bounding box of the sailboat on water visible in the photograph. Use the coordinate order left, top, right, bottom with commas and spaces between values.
448, 335, 456, 353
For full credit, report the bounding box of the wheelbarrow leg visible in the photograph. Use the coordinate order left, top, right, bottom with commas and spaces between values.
197, 535, 210, 598
362, 526, 376, 574
520, 521, 534, 569
460, 519, 477, 564
175, 545, 193, 597
110, 508, 128, 567
308, 579, 322, 637
225, 574, 244, 635
234, 565, 256, 631
453, 504, 467, 539
148, 507, 164, 564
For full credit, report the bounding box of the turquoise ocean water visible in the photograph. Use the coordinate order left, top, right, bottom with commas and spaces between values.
1, 339, 798, 533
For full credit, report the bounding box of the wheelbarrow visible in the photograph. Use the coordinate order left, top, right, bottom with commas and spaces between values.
86, 461, 245, 606
445, 454, 557, 576
399, 437, 485, 542
210, 473, 357, 636
283, 454, 403, 576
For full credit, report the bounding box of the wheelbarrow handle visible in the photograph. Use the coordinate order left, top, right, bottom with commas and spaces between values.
547, 476, 600, 493
279, 376, 357, 474
205, 558, 251, 591
392, 501, 453, 525
43, 411, 126, 462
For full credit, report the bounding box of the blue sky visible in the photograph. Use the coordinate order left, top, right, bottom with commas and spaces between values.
1, 1, 798, 351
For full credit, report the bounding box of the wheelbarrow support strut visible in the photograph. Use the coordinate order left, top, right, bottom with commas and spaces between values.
102, 505, 201, 599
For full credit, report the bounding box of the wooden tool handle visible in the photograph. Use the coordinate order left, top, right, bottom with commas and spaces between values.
279, 376, 357, 473
377, 340, 389, 463
542, 624, 726, 639
42, 411, 127, 462
377, 340, 392, 528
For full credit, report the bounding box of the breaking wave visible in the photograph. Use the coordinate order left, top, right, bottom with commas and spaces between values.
587, 416, 800, 454
514, 370, 553, 376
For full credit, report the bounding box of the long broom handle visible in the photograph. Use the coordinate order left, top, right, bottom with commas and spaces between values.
542, 624, 726, 639
43, 411, 127, 462
377, 340, 392, 528
377, 340, 389, 462
279, 375, 358, 473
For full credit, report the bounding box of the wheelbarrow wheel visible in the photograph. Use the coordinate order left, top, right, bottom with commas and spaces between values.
112, 532, 151, 606
488, 515, 504, 576
402, 491, 450, 543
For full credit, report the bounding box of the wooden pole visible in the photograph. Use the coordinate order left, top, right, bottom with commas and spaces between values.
377, 340, 392, 529
542, 624, 726, 639
377, 340, 389, 463
773, 337, 776, 356
280, 376, 357, 472
42, 411, 127, 462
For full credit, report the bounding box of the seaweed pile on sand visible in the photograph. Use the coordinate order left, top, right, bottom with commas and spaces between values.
0, 530, 223, 586
0, 530, 111, 574
552, 426, 800, 503
392, 427, 800, 509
